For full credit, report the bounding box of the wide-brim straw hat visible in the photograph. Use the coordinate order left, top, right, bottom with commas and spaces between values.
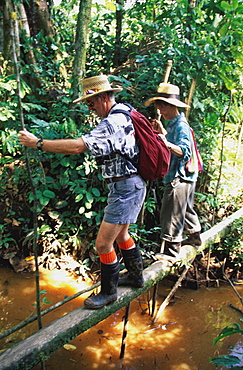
73, 75, 123, 103
145, 82, 190, 108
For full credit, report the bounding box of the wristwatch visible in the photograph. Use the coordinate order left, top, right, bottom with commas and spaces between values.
36, 139, 43, 151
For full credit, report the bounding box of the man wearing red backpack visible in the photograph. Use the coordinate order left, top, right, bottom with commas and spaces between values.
145, 82, 202, 261
19, 75, 146, 309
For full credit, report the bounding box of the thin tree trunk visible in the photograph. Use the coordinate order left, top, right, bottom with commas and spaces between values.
72, 0, 92, 101
113, 0, 123, 68
18, 2, 37, 66
2, 0, 19, 72
236, 119, 243, 160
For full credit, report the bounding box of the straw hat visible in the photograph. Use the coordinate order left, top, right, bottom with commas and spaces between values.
145, 82, 190, 108
73, 75, 123, 103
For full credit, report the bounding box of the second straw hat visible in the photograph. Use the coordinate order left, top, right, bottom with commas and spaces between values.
145, 82, 190, 108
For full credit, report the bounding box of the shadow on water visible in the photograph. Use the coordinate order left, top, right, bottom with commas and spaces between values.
0, 264, 243, 370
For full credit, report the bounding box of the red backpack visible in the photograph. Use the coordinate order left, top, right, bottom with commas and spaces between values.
112, 105, 171, 181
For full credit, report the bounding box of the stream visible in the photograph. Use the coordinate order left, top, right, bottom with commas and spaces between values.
0, 263, 243, 370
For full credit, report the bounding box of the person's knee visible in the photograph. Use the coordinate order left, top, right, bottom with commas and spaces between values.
95, 241, 111, 255
116, 230, 130, 244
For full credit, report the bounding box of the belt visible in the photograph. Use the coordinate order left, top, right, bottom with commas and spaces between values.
105, 173, 138, 184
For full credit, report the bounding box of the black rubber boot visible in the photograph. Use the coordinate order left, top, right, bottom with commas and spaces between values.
181, 232, 202, 247
84, 261, 119, 309
118, 246, 144, 288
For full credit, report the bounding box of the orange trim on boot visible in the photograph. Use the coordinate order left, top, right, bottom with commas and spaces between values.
99, 249, 117, 264
118, 236, 135, 250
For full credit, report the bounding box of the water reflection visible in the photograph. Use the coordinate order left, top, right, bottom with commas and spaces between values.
0, 265, 243, 370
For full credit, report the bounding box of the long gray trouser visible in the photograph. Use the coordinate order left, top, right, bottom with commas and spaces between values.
160, 177, 201, 243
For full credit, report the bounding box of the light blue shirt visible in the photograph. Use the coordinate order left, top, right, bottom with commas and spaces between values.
163, 113, 198, 183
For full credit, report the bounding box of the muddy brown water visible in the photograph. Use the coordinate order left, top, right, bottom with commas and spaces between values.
0, 265, 243, 370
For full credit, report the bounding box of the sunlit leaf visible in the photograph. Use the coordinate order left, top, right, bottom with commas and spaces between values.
79, 206, 85, 214
85, 202, 92, 209
63, 344, 76, 351
85, 211, 93, 219
221, 1, 232, 11
55, 200, 68, 209
219, 22, 229, 36
232, 0, 239, 10
75, 193, 84, 202
39, 225, 52, 233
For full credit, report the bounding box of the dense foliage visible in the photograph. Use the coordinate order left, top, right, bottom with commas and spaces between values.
0, 0, 243, 270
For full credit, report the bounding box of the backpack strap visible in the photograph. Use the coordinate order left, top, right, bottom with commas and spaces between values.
111, 103, 134, 117
96, 105, 137, 169
109, 105, 138, 168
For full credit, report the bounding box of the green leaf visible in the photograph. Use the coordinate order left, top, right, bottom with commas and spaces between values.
43, 190, 55, 198
39, 225, 52, 233
55, 200, 68, 209
210, 355, 241, 366
42, 297, 51, 304
48, 211, 60, 219
236, 5, 243, 13
221, 1, 233, 11
75, 194, 84, 202
92, 188, 100, 197
85, 192, 94, 202
85, 202, 92, 209
60, 157, 71, 167
196, 57, 204, 70
232, 0, 239, 10
39, 196, 50, 207
219, 22, 229, 36
213, 323, 243, 344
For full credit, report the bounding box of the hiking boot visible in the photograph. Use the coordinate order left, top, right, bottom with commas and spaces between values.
84, 261, 119, 309
181, 232, 202, 247
155, 240, 181, 263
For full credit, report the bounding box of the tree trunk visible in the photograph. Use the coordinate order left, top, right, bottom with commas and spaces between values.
18, 2, 37, 66
113, 0, 124, 68
24, 0, 54, 38
72, 0, 92, 102
1, 0, 18, 72
236, 119, 243, 160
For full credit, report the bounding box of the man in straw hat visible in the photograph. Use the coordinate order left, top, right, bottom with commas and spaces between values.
145, 82, 201, 261
19, 75, 146, 309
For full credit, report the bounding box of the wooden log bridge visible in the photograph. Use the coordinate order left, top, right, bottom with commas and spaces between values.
1, 207, 243, 370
